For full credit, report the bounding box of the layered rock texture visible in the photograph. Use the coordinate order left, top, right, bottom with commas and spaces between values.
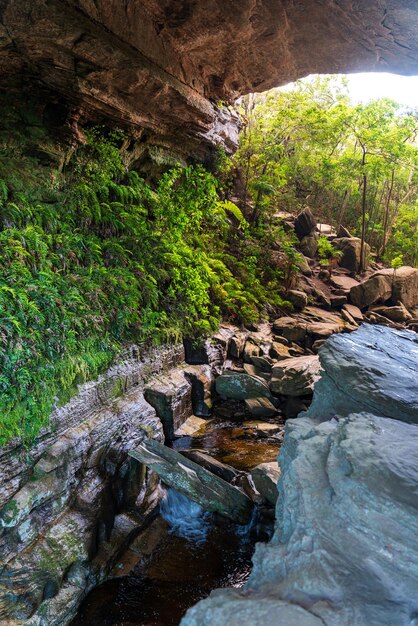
130, 439, 253, 523
0, 343, 188, 624
2, 1, 418, 156
182, 325, 418, 626
304, 325, 418, 423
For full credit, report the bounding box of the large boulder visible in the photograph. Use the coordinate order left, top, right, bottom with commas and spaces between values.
182, 412, 418, 626
342, 303, 363, 323
250, 461, 281, 505
247, 412, 418, 625
350, 266, 418, 309
183, 326, 235, 371
371, 303, 412, 323
272, 317, 307, 343
296, 254, 313, 276
269, 342, 291, 361
270, 355, 321, 397
376, 266, 418, 309
294, 208, 316, 239
337, 224, 352, 238
316, 223, 336, 236
184, 365, 213, 417
182, 324, 418, 626
227, 333, 248, 360
306, 320, 344, 341
305, 325, 418, 423
243, 339, 262, 364
286, 289, 308, 311
350, 272, 392, 308
334, 236, 370, 273
144, 367, 192, 441
299, 235, 318, 259
330, 274, 360, 292
129, 439, 253, 524
215, 372, 273, 401
182, 591, 324, 626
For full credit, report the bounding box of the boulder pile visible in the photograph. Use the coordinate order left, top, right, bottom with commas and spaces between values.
271, 208, 418, 331
182, 325, 418, 626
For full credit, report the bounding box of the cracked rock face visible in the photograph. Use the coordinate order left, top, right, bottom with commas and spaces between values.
304, 324, 418, 423
182, 325, 418, 626
0, 343, 185, 624
2, 1, 418, 154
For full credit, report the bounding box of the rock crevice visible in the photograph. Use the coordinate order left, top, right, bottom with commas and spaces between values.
181, 325, 418, 626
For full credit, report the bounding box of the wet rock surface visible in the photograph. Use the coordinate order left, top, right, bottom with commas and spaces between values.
0, 344, 184, 624
171, 415, 283, 474
129, 439, 253, 524
182, 325, 418, 626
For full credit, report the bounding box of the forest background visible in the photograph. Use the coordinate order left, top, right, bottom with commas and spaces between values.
0, 76, 417, 443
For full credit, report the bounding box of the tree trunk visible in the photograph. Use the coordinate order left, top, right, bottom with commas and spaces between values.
380, 169, 395, 257
337, 188, 351, 230
359, 148, 367, 273
251, 163, 268, 225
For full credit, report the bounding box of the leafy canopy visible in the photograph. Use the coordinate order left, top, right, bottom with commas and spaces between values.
235, 77, 418, 267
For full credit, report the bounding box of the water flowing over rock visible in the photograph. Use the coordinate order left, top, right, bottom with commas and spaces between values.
182, 325, 418, 626
129, 439, 253, 524
159, 488, 211, 544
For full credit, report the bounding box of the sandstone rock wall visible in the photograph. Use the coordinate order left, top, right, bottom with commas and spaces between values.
0, 343, 186, 624
2, 1, 418, 155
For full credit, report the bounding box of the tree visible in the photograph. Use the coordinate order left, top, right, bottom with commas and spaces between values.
234, 77, 418, 268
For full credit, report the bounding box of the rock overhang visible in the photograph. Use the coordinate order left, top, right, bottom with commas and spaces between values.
2, 0, 418, 155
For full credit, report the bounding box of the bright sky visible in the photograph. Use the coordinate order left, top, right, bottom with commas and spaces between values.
345, 72, 418, 108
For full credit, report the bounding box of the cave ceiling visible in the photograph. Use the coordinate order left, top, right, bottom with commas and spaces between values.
1, 0, 418, 155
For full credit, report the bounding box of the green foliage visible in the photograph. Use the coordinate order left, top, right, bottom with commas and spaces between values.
385, 204, 418, 267
317, 236, 342, 263
317, 236, 334, 261
0, 126, 292, 445
317, 235, 342, 278
391, 254, 404, 270
235, 77, 418, 265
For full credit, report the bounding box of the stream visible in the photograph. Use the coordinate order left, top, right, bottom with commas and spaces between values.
73, 414, 282, 626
